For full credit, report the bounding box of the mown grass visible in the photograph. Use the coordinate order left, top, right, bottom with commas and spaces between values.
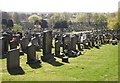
0, 43, 118, 81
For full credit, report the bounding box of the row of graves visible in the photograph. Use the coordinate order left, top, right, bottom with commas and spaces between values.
0, 30, 119, 74
0, 19, 119, 75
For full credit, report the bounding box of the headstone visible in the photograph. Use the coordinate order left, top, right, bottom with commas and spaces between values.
62, 34, 77, 57
2, 33, 9, 53
62, 57, 69, 63
0, 37, 6, 59
17, 32, 22, 39
7, 48, 20, 71
71, 35, 80, 56
62, 34, 71, 52
26, 43, 40, 64
41, 30, 54, 62
55, 40, 65, 58
20, 37, 29, 53
12, 34, 20, 45
10, 39, 17, 49
31, 37, 40, 51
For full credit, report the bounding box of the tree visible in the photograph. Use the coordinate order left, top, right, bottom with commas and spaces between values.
76, 13, 87, 22
92, 13, 107, 23
50, 12, 70, 28
13, 24, 23, 32
28, 14, 42, 23
107, 12, 119, 30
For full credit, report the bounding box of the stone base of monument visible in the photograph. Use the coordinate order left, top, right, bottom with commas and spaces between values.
62, 57, 69, 63
41, 54, 55, 62
26, 60, 41, 64
64, 50, 77, 57
78, 43, 84, 51
55, 53, 65, 58
84, 45, 90, 49
7, 66, 25, 75
112, 39, 118, 45
95, 44, 100, 49
73, 50, 81, 56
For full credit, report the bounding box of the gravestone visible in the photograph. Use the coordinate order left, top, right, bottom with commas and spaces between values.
55, 40, 65, 58
24, 32, 32, 41
17, 32, 22, 39
26, 43, 40, 64
12, 34, 20, 45
0, 37, 6, 59
76, 34, 84, 51
31, 37, 40, 51
94, 35, 100, 48
55, 34, 63, 47
7, 48, 20, 71
10, 39, 17, 49
100, 35, 104, 44
91, 35, 95, 47
20, 37, 29, 53
87, 34, 93, 48
62, 34, 77, 57
62, 57, 69, 63
41, 30, 54, 62
71, 35, 80, 56
2, 33, 9, 53
62, 34, 71, 52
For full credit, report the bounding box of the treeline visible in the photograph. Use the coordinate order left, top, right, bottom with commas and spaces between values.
2, 11, 120, 31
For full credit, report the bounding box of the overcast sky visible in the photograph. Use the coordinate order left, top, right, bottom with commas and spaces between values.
0, 0, 120, 13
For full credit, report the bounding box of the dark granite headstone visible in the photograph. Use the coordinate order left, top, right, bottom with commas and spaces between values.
20, 37, 29, 53
55, 40, 65, 58
41, 30, 54, 62
12, 34, 20, 45
0, 37, 6, 59
62, 34, 71, 52
38, 35, 43, 49
62, 57, 69, 63
71, 35, 80, 56
26, 43, 40, 64
31, 37, 40, 51
7, 48, 20, 71
2, 33, 9, 53
10, 39, 17, 50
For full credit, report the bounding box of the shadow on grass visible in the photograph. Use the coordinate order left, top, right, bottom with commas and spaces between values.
8, 67, 25, 75
28, 62, 42, 69
47, 59, 64, 66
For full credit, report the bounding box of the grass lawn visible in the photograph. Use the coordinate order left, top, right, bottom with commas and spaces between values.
1, 43, 118, 81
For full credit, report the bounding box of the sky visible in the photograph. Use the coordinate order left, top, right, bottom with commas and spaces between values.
0, 0, 120, 13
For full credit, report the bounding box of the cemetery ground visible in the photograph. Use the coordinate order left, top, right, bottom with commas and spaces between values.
1, 43, 118, 81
